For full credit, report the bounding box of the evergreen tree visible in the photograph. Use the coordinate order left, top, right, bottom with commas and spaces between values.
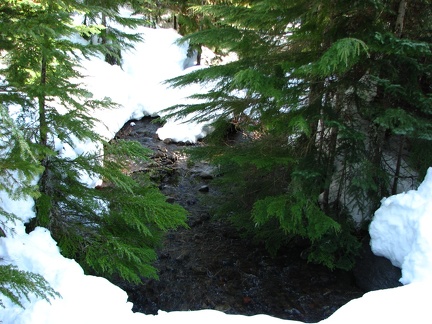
164, 0, 432, 269
0, 104, 59, 308
0, 3, 58, 307
81, 0, 149, 65
138, 0, 230, 64
1, 0, 187, 290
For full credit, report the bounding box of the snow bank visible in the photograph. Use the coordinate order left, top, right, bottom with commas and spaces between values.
0, 225, 147, 324
370, 168, 432, 284
78, 26, 210, 142
324, 281, 432, 323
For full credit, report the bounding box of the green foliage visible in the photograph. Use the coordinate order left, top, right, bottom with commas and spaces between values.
83, 177, 187, 282
307, 220, 361, 271
374, 108, 418, 135
0, 68, 59, 311
81, 0, 149, 65
28, 139, 187, 282
303, 38, 370, 77
251, 190, 361, 271
1, 0, 187, 293
0, 264, 60, 308
190, 133, 361, 269
407, 138, 432, 180
252, 194, 341, 251
165, 0, 432, 270
0, 103, 43, 236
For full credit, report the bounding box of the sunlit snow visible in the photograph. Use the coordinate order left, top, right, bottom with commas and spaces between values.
370, 168, 432, 285
1, 10, 432, 324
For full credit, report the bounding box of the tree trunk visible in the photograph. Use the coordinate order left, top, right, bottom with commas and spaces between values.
368, 123, 387, 204
391, 136, 405, 195
196, 45, 202, 65
308, 80, 325, 158
101, 13, 107, 38
322, 126, 339, 214
395, 0, 407, 37
391, 0, 408, 193
28, 52, 52, 232
39, 54, 48, 148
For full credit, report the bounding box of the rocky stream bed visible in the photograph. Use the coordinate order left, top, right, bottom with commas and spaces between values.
113, 117, 366, 323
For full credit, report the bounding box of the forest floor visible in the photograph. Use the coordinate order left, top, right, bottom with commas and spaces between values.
114, 117, 364, 323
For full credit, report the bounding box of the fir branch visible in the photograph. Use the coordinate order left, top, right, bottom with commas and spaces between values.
301, 38, 369, 77
0, 264, 60, 309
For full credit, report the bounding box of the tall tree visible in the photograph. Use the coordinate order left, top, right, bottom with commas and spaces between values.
137, 0, 231, 64
164, 0, 432, 269
0, 103, 60, 309
81, 0, 148, 65
0, 0, 187, 286
0, 3, 60, 308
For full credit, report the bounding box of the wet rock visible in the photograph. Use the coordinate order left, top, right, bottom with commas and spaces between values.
133, 128, 147, 135
175, 252, 190, 262
153, 150, 167, 158
159, 252, 170, 259
165, 196, 176, 204
198, 185, 210, 192
199, 172, 214, 179
188, 218, 203, 227
186, 198, 198, 205
193, 233, 205, 240
285, 308, 302, 316
190, 161, 216, 179
163, 138, 173, 144
200, 213, 211, 222
190, 265, 207, 275
168, 152, 180, 162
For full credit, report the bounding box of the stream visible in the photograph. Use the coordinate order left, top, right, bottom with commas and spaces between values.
114, 116, 364, 323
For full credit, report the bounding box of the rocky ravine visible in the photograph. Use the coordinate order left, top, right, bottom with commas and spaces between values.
114, 116, 365, 323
